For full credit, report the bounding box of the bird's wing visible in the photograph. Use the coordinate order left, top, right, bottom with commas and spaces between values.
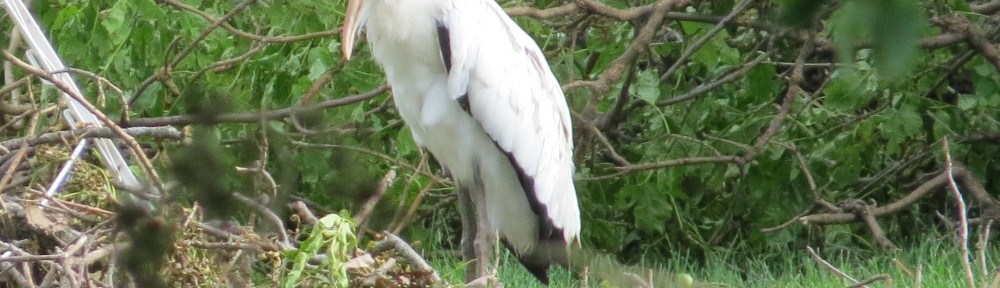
439, 0, 580, 242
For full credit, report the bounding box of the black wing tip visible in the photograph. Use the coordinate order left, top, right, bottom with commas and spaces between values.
435, 21, 452, 72
502, 238, 572, 286
524, 262, 552, 285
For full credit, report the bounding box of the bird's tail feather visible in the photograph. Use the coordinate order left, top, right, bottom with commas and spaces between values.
502, 239, 571, 285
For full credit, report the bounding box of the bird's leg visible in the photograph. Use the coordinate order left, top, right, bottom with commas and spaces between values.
457, 184, 480, 283
469, 183, 495, 280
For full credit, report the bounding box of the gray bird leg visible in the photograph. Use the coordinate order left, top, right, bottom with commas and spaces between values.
470, 183, 494, 279
469, 160, 495, 281
458, 184, 480, 283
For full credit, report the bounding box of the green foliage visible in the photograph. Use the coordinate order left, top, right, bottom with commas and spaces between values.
281, 212, 357, 287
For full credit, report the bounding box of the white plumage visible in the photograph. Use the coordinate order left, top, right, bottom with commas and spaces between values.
342, 0, 580, 283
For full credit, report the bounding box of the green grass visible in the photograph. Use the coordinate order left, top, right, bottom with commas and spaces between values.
430, 250, 581, 287
427, 236, 1000, 287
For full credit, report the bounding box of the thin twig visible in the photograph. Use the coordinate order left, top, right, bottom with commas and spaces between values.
391, 177, 437, 234
235, 163, 279, 199
289, 201, 319, 226
231, 193, 292, 250
760, 205, 816, 232
742, 32, 813, 163
355, 169, 397, 232
943, 137, 976, 288
806, 246, 859, 284
124, 85, 388, 127
0, 145, 28, 201
615, 155, 741, 172
180, 240, 272, 251
656, 52, 770, 106
659, 0, 753, 81
845, 274, 892, 288
841, 200, 896, 250
978, 220, 994, 288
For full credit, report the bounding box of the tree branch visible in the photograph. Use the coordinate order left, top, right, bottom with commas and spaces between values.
124, 85, 388, 127
797, 164, 998, 225
0, 126, 181, 154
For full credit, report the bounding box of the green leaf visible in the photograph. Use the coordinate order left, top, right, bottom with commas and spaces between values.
308, 47, 333, 79
395, 126, 418, 156
897, 105, 922, 136
823, 70, 868, 110
134, 0, 167, 20
101, 0, 133, 46
974, 74, 1000, 108
635, 71, 661, 103
957, 96, 977, 110
633, 190, 670, 234
746, 64, 777, 106
932, 110, 953, 139
52, 5, 82, 28
883, 105, 922, 152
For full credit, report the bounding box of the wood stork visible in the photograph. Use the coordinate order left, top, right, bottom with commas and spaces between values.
341, 0, 581, 283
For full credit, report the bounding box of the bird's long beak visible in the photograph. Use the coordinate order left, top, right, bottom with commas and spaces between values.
342, 0, 364, 60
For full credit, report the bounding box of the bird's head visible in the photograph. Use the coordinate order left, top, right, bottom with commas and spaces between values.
341, 0, 364, 60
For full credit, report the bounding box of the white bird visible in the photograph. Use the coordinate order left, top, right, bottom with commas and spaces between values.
342, 0, 581, 284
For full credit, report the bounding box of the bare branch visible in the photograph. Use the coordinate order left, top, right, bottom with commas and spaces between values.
806, 246, 858, 284
842, 200, 897, 250
977, 220, 993, 288
124, 85, 389, 127
798, 164, 998, 225
943, 138, 976, 288
972, 0, 1000, 14
355, 169, 398, 232
657, 52, 770, 106
289, 201, 319, 226
231, 193, 293, 250
373, 232, 442, 283
845, 274, 892, 288
616, 155, 741, 172
0, 126, 181, 154
742, 32, 813, 163
934, 15, 1000, 75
